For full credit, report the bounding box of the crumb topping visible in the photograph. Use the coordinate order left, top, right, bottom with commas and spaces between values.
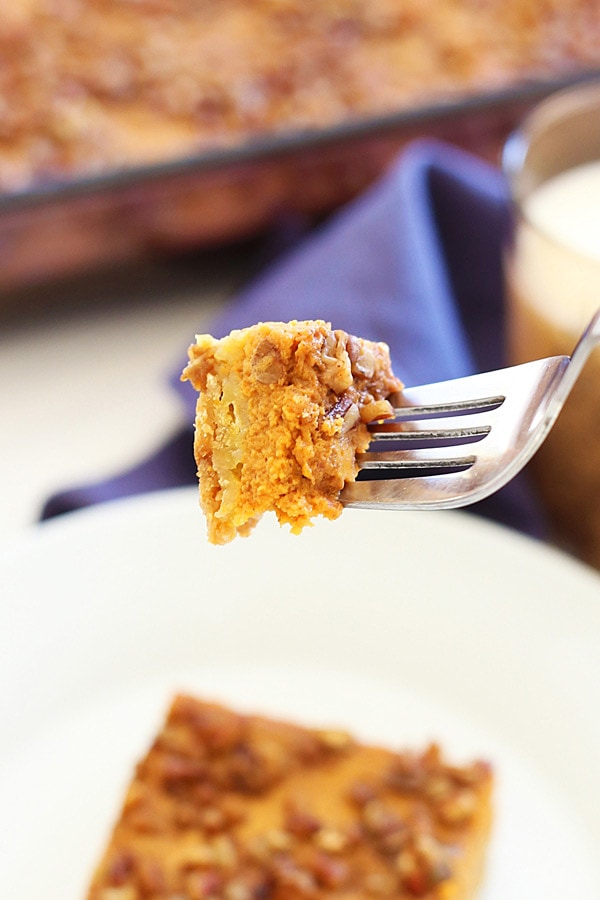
87, 695, 493, 900
0, 1, 597, 191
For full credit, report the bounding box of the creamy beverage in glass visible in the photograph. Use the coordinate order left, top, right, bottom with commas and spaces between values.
504, 83, 600, 566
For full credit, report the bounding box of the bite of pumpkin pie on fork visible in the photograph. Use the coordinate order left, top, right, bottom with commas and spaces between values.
182, 314, 600, 544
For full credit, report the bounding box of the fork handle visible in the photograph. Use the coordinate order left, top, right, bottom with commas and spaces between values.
555, 307, 600, 408
569, 308, 600, 381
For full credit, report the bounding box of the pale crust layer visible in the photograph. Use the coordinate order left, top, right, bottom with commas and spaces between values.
87, 695, 493, 900
182, 320, 402, 544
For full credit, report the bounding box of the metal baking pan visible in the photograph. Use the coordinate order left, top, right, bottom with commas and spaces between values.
1, 69, 598, 291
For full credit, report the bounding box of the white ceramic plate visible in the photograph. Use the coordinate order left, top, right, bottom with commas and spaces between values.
1, 487, 599, 898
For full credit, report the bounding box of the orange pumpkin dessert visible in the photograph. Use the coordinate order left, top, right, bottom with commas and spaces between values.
0, 0, 598, 193
181, 320, 402, 544
86, 695, 493, 900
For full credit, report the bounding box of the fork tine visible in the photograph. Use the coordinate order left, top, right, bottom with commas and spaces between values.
369, 418, 491, 441
357, 447, 477, 470
342, 471, 477, 509
386, 390, 505, 419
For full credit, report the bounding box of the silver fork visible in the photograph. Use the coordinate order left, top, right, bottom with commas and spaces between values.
341, 308, 600, 510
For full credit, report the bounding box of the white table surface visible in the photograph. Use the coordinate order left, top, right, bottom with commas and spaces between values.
0, 253, 247, 543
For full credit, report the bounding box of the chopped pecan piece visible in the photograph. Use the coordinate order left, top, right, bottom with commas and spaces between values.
437, 789, 479, 826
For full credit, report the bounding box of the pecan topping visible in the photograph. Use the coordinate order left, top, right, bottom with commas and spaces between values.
364, 870, 397, 896
251, 339, 286, 385
386, 754, 426, 794
314, 827, 348, 854
87, 696, 492, 900
156, 752, 207, 785
98, 887, 137, 900
316, 728, 353, 751
437, 788, 478, 826
284, 806, 322, 839
106, 852, 136, 886
360, 398, 394, 423
396, 834, 453, 896
362, 799, 405, 838
185, 868, 224, 899
310, 851, 350, 888
348, 780, 379, 807
351, 346, 376, 378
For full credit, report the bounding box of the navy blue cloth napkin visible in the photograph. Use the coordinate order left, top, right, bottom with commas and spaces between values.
41, 139, 546, 538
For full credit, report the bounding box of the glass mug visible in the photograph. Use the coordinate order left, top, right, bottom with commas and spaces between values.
503, 81, 600, 568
